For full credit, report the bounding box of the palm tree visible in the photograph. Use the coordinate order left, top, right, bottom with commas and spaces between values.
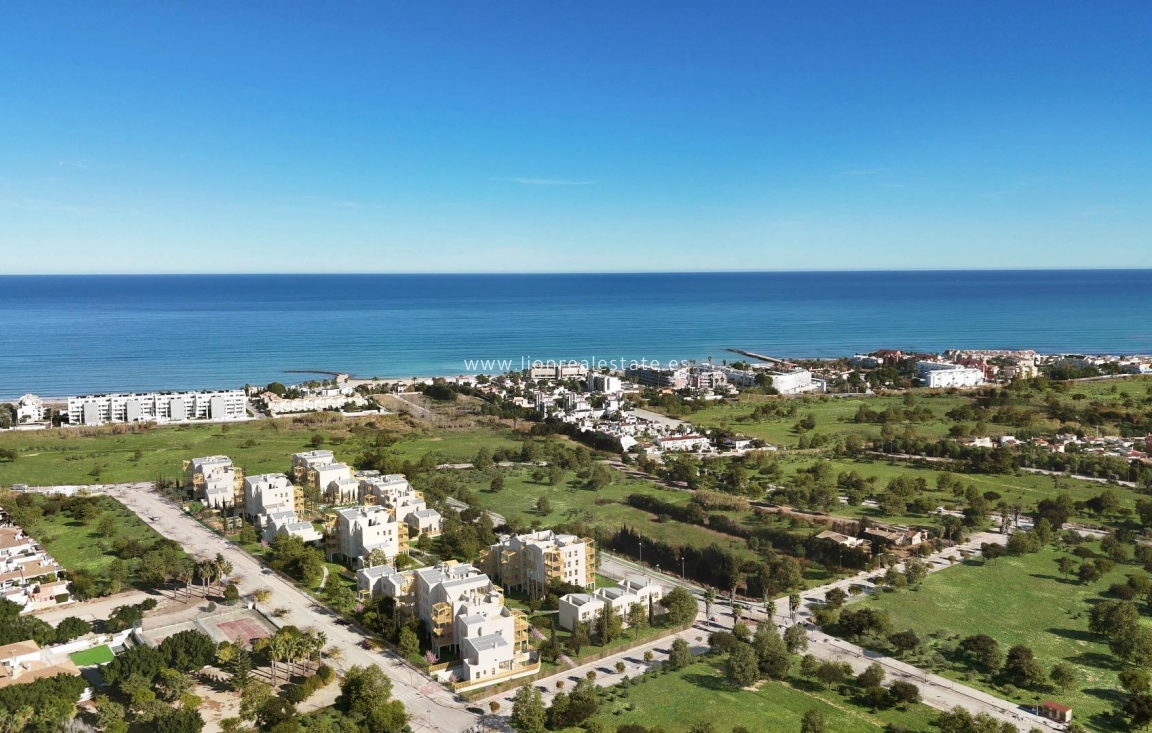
266, 635, 284, 686
704, 587, 716, 618
789, 592, 801, 623
194, 559, 215, 598
214, 553, 234, 595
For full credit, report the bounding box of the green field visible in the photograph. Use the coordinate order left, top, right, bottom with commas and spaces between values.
850, 544, 1137, 729
680, 392, 973, 448
569, 658, 938, 732
11, 494, 168, 580
0, 417, 520, 488
69, 644, 114, 666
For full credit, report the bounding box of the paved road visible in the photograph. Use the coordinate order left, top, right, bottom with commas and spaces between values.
109, 486, 478, 733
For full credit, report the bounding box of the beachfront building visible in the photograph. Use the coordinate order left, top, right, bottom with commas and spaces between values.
326, 505, 405, 567
528, 362, 588, 381
66, 389, 247, 426
915, 361, 985, 389
654, 434, 712, 453
14, 395, 45, 424
357, 561, 532, 684
0, 523, 69, 612
625, 366, 689, 389
262, 391, 367, 416
359, 473, 443, 538
557, 577, 665, 631
586, 373, 623, 393
480, 530, 596, 599
711, 365, 815, 394
183, 455, 244, 509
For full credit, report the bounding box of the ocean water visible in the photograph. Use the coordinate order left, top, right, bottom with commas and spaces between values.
1, 271, 1150, 399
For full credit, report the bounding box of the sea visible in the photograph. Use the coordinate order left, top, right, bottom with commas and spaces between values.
1, 271, 1151, 400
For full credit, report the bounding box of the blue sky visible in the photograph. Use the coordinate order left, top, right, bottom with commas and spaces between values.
1, 1, 1149, 273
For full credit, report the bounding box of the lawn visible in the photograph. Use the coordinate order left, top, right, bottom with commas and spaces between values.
572, 657, 939, 732
850, 543, 1139, 729
69, 644, 114, 666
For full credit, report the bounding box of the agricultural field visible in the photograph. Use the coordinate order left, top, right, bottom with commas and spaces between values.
566, 657, 939, 732
847, 543, 1144, 729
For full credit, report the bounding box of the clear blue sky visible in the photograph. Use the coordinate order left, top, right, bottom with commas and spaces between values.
1, 2, 1149, 273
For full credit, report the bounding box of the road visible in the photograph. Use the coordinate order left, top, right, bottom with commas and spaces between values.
109, 486, 478, 733
602, 539, 1065, 731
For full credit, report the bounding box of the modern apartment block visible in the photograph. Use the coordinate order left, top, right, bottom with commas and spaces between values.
66, 389, 247, 426
183, 455, 244, 508
14, 394, 45, 424
291, 450, 353, 490
356, 561, 531, 684
557, 577, 665, 631
359, 473, 443, 537
915, 361, 986, 389
326, 505, 405, 567
480, 530, 596, 599
242, 473, 294, 524
624, 366, 689, 389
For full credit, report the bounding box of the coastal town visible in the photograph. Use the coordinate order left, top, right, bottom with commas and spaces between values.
2, 346, 1152, 733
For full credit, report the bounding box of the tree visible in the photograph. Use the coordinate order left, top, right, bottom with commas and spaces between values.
958, 634, 1002, 672
54, 616, 91, 642
1125, 693, 1152, 730
857, 663, 885, 689
1088, 599, 1139, 639
661, 587, 698, 625
155, 706, 205, 733
784, 624, 808, 654
903, 558, 929, 587
1003, 645, 1046, 689
1050, 662, 1077, 693
1114, 624, 1152, 668
510, 684, 546, 733
474, 447, 493, 469
365, 548, 389, 568
816, 661, 849, 689
94, 696, 129, 733
397, 627, 419, 659
800, 708, 828, 733
1122, 668, 1152, 695
490, 475, 505, 492
1057, 556, 1076, 578
160, 630, 216, 672
627, 602, 648, 638
888, 680, 921, 705
668, 637, 692, 670
1078, 562, 1100, 584
340, 664, 409, 732
888, 630, 920, 655
156, 667, 194, 702
536, 496, 551, 515
725, 642, 760, 687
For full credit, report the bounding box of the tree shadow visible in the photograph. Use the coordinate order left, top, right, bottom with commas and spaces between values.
681, 672, 737, 692
1046, 627, 1096, 644
1029, 573, 1080, 585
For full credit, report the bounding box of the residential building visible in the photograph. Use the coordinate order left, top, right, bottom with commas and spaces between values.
326, 477, 360, 505
14, 395, 45, 424
655, 434, 712, 452
262, 392, 367, 416
689, 369, 727, 390
815, 530, 872, 555
0, 525, 68, 612
625, 366, 688, 389
242, 473, 295, 526
480, 530, 596, 599
359, 474, 443, 537
67, 389, 247, 426
361, 561, 531, 683
528, 362, 588, 381
0, 640, 85, 696
558, 578, 665, 631
864, 525, 927, 547
183, 455, 243, 509
291, 450, 353, 490
327, 505, 405, 567
915, 361, 985, 389
587, 373, 623, 393
262, 510, 323, 545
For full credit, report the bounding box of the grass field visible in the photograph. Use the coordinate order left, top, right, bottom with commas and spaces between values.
851, 544, 1138, 729
676, 392, 974, 448
570, 657, 939, 732
13, 494, 168, 580
0, 416, 521, 488
69, 644, 114, 666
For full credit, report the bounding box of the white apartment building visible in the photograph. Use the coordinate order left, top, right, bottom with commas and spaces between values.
262, 510, 323, 545
291, 450, 353, 491
67, 389, 247, 426
528, 362, 588, 381
655, 434, 712, 452
262, 392, 367, 416
710, 366, 814, 394
360, 474, 443, 537
184, 455, 242, 509
327, 505, 403, 567
587, 373, 623, 393
14, 395, 45, 424
242, 473, 295, 526
557, 577, 665, 631
915, 361, 986, 389
326, 477, 360, 505
0, 526, 68, 612
481, 530, 596, 599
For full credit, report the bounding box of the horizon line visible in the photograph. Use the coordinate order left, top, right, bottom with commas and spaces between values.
0, 266, 1149, 277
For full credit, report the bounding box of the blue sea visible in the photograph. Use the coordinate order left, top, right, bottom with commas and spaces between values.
1, 271, 1151, 399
